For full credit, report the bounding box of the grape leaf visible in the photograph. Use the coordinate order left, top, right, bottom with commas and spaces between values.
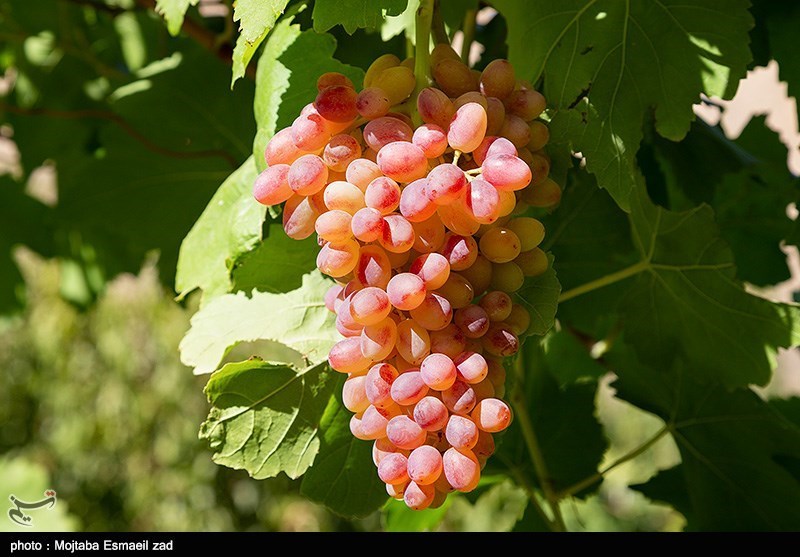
542, 170, 637, 338
439, 0, 479, 32
179, 271, 338, 375
629, 465, 694, 528
312, 0, 408, 34
154, 0, 199, 35
231, 224, 318, 294
622, 186, 800, 387
494, 0, 753, 210
513, 256, 560, 337
253, 18, 365, 172
382, 0, 418, 43
751, 0, 800, 102
493, 341, 607, 495
300, 390, 387, 518
612, 347, 800, 531
200, 359, 338, 480
542, 330, 606, 388
233, 0, 290, 43
382, 498, 451, 532
512, 501, 550, 532
175, 157, 264, 302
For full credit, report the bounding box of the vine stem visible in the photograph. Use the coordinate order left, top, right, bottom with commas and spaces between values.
412, 0, 435, 127
460, 9, 477, 64
511, 352, 567, 532
558, 260, 649, 303
431, 0, 449, 45
556, 424, 672, 499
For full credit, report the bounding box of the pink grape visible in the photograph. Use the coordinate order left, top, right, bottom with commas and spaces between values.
316, 238, 359, 277
315, 210, 353, 243
377, 142, 428, 183
409, 292, 453, 331
480, 291, 513, 321
399, 179, 437, 222
387, 272, 426, 311
346, 158, 383, 191
363, 117, 413, 151
420, 353, 457, 390
445, 414, 479, 450
454, 305, 490, 339
407, 445, 443, 485
365, 362, 399, 408
323, 134, 362, 173
361, 317, 398, 361
443, 448, 481, 492
324, 284, 343, 313
253, 164, 293, 206
486, 137, 518, 159
442, 380, 477, 415
499, 114, 531, 148
373, 437, 406, 466
482, 155, 532, 191
403, 481, 435, 510
482, 324, 520, 357
473, 430, 496, 464
429, 324, 467, 359
317, 72, 354, 91
485, 97, 506, 136
390, 371, 429, 406
464, 178, 501, 224
315, 85, 358, 122
447, 102, 487, 153
471, 398, 513, 432
361, 404, 399, 439
355, 245, 392, 289
324, 180, 366, 214
412, 214, 447, 253
426, 163, 467, 205
379, 214, 415, 253
396, 319, 431, 365
342, 375, 369, 413
412, 123, 448, 158
351, 207, 384, 242
365, 176, 401, 214
356, 86, 391, 119
480, 59, 516, 99
386, 415, 427, 450
264, 128, 305, 166
283, 194, 320, 240
409, 252, 450, 290
378, 452, 410, 485
328, 337, 371, 374
417, 87, 455, 129
291, 110, 331, 152
350, 287, 391, 326
437, 203, 481, 236
413, 396, 449, 431
454, 351, 489, 383
439, 233, 478, 272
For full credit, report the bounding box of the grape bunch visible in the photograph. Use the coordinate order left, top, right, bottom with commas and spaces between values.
253, 45, 557, 510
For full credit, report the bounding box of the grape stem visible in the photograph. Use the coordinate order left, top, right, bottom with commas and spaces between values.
452, 150, 463, 165
412, 0, 435, 127
464, 167, 483, 176
511, 352, 568, 532
460, 8, 477, 64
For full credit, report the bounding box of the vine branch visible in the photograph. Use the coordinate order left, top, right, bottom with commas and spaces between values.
556, 424, 672, 499
431, 0, 449, 45
460, 9, 477, 64
412, 0, 435, 127
558, 259, 649, 303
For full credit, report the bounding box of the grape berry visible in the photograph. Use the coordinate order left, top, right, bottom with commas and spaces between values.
254, 46, 556, 510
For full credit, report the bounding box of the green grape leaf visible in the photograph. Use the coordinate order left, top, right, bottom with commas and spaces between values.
512, 501, 550, 532
200, 359, 338, 480
495, 0, 753, 210
513, 256, 560, 337
612, 347, 800, 531
179, 271, 338, 375
542, 169, 637, 338
175, 157, 264, 302
154, 0, 199, 35
382, 498, 451, 532
493, 341, 607, 495
630, 465, 694, 528
439, 0, 479, 32
231, 225, 318, 294
312, 0, 408, 34
622, 186, 800, 387
542, 330, 606, 388
751, 1, 800, 102
233, 0, 290, 43
253, 19, 365, 172
300, 391, 387, 518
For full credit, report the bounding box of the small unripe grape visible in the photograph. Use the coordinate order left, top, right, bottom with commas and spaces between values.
489, 261, 524, 293
412, 214, 447, 254
429, 324, 467, 359
458, 255, 492, 297
434, 58, 476, 98
506, 88, 547, 121
521, 177, 562, 208
527, 120, 550, 151
499, 114, 531, 149
507, 217, 545, 251
409, 292, 453, 331
372, 66, 416, 105
506, 303, 532, 335
515, 247, 549, 277
479, 59, 516, 99
485, 97, 506, 136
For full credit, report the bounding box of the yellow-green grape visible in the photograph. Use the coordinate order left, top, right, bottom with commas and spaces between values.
372, 66, 416, 106
514, 248, 548, 277
479, 227, 522, 264
489, 261, 524, 293
528, 152, 551, 187
430, 43, 461, 69
364, 53, 401, 88
434, 58, 476, 98
521, 177, 562, 209
506, 217, 545, 252
504, 304, 531, 336
527, 121, 550, 152
458, 254, 493, 297
435, 273, 475, 309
